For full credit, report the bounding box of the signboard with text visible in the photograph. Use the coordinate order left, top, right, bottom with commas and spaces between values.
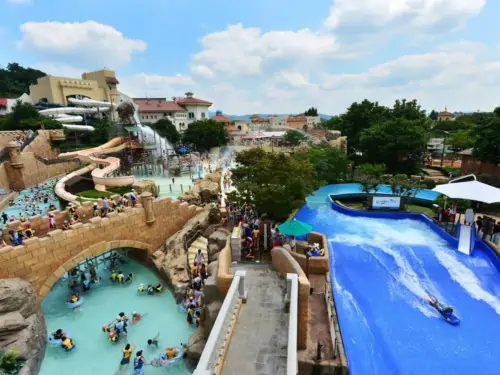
372, 196, 401, 210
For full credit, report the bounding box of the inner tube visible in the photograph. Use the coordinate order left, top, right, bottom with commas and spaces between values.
156, 348, 184, 367
48, 331, 71, 346
440, 311, 460, 325
66, 297, 84, 309
65, 344, 76, 352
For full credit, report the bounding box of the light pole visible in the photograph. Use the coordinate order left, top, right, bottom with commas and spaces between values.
440, 131, 449, 167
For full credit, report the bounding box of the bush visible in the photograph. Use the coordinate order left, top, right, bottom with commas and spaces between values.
0, 350, 24, 374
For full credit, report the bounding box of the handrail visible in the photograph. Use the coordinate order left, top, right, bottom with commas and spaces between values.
286, 273, 298, 375
194, 270, 247, 375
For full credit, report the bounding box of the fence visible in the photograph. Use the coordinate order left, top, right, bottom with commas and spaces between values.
193, 270, 247, 375
286, 273, 298, 375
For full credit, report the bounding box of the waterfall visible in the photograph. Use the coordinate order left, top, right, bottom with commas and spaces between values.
132, 112, 174, 158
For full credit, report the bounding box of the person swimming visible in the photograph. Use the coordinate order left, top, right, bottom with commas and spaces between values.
52, 329, 65, 340
147, 332, 159, 348
125, 273, 134, 282
61, 336, 74, 351
137, 283, 146, 293
117, 271, 125, 284
154, 284, 163, 293
165, 346, 178, 360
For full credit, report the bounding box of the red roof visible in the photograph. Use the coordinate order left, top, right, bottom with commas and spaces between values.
287, 115, 306, 122
225, 125, 239, 132
105, 77, 120, 85
211, 114, 233, 123
176, 96, 212, 106
133, 98, 185, 112
0, 99, 6, 108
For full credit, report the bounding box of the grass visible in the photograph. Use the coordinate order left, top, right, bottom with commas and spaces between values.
77, 186, 133, 199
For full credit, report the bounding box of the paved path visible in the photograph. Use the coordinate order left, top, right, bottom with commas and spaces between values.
221, 265, 289, 375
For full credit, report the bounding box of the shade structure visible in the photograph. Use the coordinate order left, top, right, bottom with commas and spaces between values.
432, 180, 500, 204
278, 219, 313, 237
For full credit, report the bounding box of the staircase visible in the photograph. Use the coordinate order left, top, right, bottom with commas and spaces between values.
187, 236, 209, 270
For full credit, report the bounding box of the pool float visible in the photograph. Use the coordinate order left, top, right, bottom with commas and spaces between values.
48, 331, 71, 346
65, 344, 76, 352
66, 297, 84, 309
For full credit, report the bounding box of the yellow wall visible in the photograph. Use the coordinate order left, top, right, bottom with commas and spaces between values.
30, 69, 119, 105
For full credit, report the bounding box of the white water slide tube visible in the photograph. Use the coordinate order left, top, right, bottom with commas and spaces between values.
56, 137, 134, 203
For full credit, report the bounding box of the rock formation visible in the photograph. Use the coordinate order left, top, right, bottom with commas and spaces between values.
132, 179, 159, 198
178, 171, 221, 204
0, 278, 46, 375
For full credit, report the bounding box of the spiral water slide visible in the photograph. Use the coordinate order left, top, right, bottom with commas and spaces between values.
55, 137, 134, 203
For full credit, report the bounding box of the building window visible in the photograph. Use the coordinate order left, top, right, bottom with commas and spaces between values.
201, 112, 206, 118
188, 112, 195, 119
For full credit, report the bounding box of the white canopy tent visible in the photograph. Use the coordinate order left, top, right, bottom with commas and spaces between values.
432, 175, 500, 204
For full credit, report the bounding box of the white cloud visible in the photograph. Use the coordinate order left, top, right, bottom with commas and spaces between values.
118, 72, 195, 98
18, 21, 146, 66
7, 0, 31, 4
279, 71, 311, 87
191, 23, 337, 77
34, 63, 83, 78
325, 0, 486, 36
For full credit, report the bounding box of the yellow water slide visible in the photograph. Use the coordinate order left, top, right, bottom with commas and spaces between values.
55, 137, 134, 203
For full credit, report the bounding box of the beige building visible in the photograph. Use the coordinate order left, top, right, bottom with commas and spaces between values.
29, 69, 120, 106
287, 115, 307, 130
438, 107, 454, 121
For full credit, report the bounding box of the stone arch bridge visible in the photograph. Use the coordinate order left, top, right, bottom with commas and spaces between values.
0, 193, 204, 299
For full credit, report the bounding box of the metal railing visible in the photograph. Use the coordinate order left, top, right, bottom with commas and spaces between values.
193, 270, 247, 375
286, 273, 298, 375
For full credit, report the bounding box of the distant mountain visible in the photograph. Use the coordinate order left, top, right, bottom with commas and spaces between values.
209, 112, 332, 123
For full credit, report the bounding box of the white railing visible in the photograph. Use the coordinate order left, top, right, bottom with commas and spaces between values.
286, 273, 298, 375
193, 270, 247, 375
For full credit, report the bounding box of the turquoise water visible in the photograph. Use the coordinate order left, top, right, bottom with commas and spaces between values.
40, 256, 194, 375
1, 178, 60, 220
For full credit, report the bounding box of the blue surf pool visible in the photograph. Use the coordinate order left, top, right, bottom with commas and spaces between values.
296, 202, 500, 375
40, 256, 193, 375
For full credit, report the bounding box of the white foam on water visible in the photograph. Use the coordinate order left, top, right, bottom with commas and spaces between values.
434, 249, 500, 314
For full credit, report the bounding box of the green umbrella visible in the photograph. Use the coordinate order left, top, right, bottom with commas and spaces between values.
278, 219, 313, 237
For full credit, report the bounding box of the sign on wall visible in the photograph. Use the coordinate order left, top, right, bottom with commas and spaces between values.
372, 196, 401, 210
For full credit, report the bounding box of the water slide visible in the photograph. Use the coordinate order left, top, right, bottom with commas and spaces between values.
39, 98, 117, 132
55, 137, 134, 203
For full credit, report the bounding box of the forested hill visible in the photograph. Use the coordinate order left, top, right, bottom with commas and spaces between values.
0, 63, 46, 98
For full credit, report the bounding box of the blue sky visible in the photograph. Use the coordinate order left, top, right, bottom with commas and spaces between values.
1, 0, 499, 114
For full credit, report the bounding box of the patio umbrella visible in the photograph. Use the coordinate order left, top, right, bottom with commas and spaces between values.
432, 179, 500, 204
278, 219, 313, 237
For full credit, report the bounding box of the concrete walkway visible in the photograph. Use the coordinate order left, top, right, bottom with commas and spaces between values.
221, 265, 289, 375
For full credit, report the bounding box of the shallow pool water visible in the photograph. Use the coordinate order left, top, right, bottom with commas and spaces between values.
40, 257, 194, 375
1, 178, 60, 219
296, 204, 500, 375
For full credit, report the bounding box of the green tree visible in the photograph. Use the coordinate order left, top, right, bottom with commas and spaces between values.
447, 129, 473, 152
182, 119, 228, 151
391, 99, 426, 120
472, 111, 500, 164
297, 145, 349, 184
355, 163, 386, 179
92, 118, 111, 144
0, 100, 62, 130
283, 129, 307, 146
328, 100, 390, 154
153, 118, 180, 143
304, 107, 318, 116
429, 110, 438, 121
227, 148, 317, 221
0, 62, 46, 97
359, 118, 430, 174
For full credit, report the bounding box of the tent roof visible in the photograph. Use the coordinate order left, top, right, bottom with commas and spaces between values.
124, 126, 142, 132
432, 179, 500, 204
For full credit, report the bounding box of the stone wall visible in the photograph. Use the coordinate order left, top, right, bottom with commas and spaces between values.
5, 152, 80, 190
291, 232, 329, 275
23, 130, 60, 159
0, 196, 203, 298
272, 247, 310, 350
0, 131, 23, 151
216, 237, 234, 295
0, 162, 10, 192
